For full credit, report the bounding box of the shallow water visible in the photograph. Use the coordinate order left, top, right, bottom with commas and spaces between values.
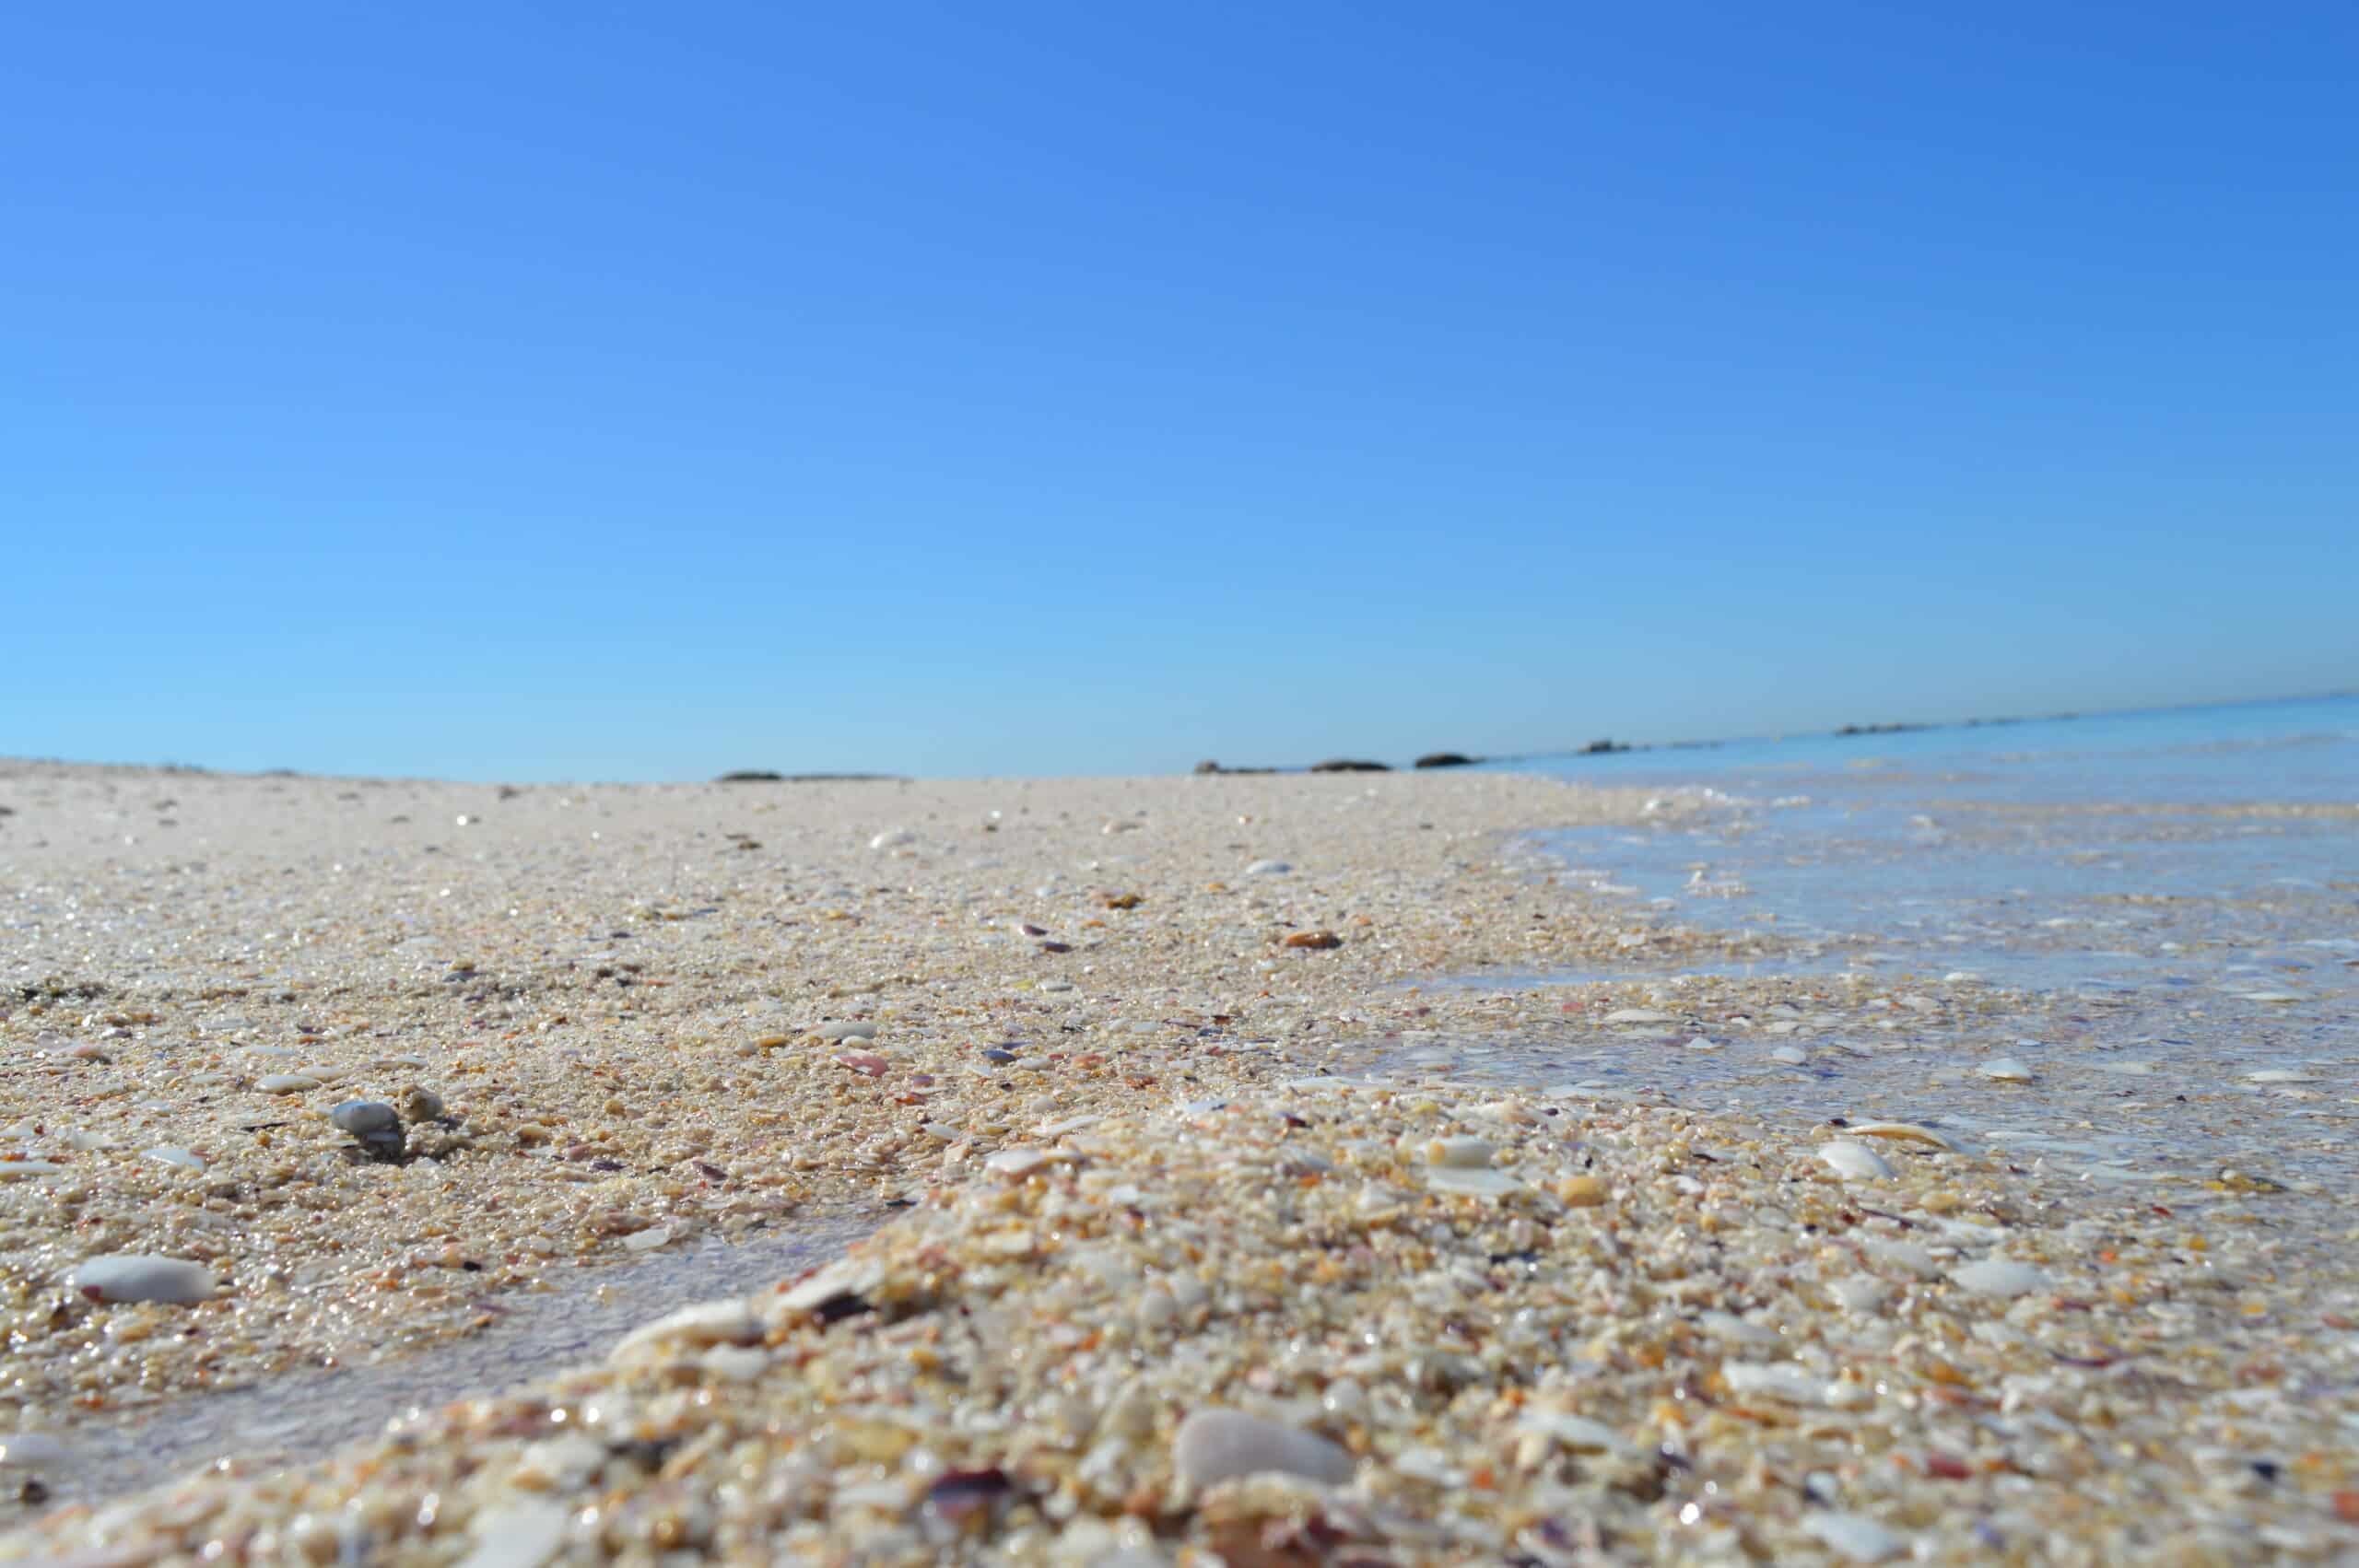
25, 1216, 870, 1514
1388, 696, 2359, 1190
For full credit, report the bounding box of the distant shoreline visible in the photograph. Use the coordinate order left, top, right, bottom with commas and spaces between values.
4, 687, 2347, 789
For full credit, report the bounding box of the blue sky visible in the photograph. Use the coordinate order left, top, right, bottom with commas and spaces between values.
6, 1, 2353, 778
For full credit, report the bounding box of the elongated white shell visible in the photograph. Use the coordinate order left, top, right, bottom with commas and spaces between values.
1844, 1120, 1958, 1152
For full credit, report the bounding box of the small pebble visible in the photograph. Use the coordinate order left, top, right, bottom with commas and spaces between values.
331, 1102, 401, 1136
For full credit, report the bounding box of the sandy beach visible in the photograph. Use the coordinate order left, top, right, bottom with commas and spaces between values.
5, 760, 2356, 1563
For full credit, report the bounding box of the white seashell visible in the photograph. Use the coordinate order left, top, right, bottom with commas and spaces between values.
1172, 1410, 1354, 1489
1770, 1044, 1810, 1065
144, 1146, 205, 1172
1818, 1141, 1895, 1181
1844, 1120, 1958, 1152
1979, 1058, 2036, 1082
0, 1162, 64, 1179
1425, 1166, 1521, 1199
1603, 1009, 1675, 1024
1427, 1137, 1496, 1169
1950, 1258, 2048, 1298
868, 827, 916, 850
1802, 1511, 1908, 1562
1244, 860, 1292, 875
817, 1021, 877, 1041
1827, 1277, 1889, 1314
74, 1255, 217, 1305
256, 1074, 321, 1094
621, 1224, 673, 1252
2246, 1069, 2316, 1083
453, 1499, 571, 1568
292, 1063, 346, 1082
608, 1297, 759, 1363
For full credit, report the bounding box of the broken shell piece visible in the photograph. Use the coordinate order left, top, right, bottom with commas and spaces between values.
1979, 1058, 2036, 1082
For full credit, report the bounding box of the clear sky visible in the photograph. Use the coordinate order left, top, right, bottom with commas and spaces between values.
6, 2, 2353, 779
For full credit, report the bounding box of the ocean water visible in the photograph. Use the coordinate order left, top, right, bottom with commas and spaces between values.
1504, 694, 2359, 991
1392, 696, 2359, 1188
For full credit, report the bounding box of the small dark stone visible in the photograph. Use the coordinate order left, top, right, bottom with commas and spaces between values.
924, 1468, 1015, 1523
984, 1048, 1018, 1063
607, 1436, 682, 1469
813, 1291, 874, 1326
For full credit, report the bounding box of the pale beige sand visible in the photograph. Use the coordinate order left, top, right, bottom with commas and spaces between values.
0, 764, 1697, 1421
5, 762, 2355, 1562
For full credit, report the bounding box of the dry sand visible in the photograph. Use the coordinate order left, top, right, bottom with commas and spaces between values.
3, 761, 2355, 1562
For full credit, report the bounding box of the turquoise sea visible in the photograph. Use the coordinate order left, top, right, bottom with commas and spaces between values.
1402, 695, 2359, 1188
